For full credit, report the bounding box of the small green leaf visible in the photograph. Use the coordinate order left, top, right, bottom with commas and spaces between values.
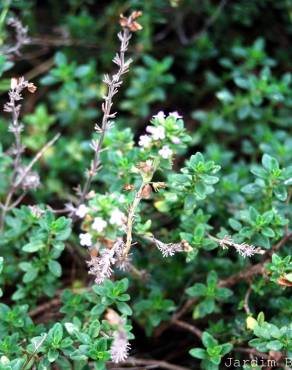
48, 260, 62, 277
22, 240, 45, 253
189, 348, 206, 359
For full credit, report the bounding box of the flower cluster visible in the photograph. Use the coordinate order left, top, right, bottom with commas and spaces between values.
76, 193, 127, 250
138, 111, 190, 162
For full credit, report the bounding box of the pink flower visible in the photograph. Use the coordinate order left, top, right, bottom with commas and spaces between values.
146, 125, 165, 140
171, 137, 181, 144
92, 217, 107, 232
75, 204, 89, 218
169, 111, 183, 119
138, 135, 152, 148
153, 111, 165, 120
158, 145, 173, 159
79, 233, 92, 247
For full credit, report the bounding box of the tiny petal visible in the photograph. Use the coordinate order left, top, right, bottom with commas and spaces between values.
146, 125, 165, 140
169, 111, 183, 119
110, 208, 126, 226
79, 233, 92, 247
75, 204, 89, 218
138, 135, 152, 148
92, 217, 107, 233
10, 78, 18, 89
171, 137, 181, 144
158, 145, 173, 159
153, 111, 165, 120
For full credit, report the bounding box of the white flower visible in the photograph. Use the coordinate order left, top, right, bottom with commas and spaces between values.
75, 204, 89, 218
10, 78, 18, 89
171, 137, 181, 144
159, 145, 173, 159
146, 125, 165, 140
169, 111, 183, 119
110, 208, 126, 226
138, 135, 152, 148
92, 217, 107, 233
153, 111, 165, 120
79, 233, 92, 247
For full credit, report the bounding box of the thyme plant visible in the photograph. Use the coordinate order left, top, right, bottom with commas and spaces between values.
0, 2, 291, 370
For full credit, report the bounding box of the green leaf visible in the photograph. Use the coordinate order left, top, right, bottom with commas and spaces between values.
22, 240, 45, 253
48, 260, 62, 277
220, 343, 233, 355
202, 332, 218, 348
186, 283, 206, 297
23, 267, 39, 283
207, 271, 218, 288
116, 302, 132, 316
262, 154, 279, 172
274, 186, 287, 201
266, 340, 283, 351
189, 348, 206, 359
48, 349, 59, 362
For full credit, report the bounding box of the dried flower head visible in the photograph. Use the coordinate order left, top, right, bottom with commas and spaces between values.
119, 11, 143, 32
152, 237, 183, 257
110, 328, 131, 363
217, 235, 265, 258
86, 238, 124, 284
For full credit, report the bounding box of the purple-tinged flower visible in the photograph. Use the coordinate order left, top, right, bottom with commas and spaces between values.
138, 135, 152, 148
171, 137, 181, 144
153, 111, 165, 120
110, 329, 131, 363
146, 125, 166, 140
169, 111, 183, 119
158, 145, 173, 159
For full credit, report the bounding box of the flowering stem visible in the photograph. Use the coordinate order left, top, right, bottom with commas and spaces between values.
0, 133, 60, 230
123, 180, 148, 257
77, 26, 132, 208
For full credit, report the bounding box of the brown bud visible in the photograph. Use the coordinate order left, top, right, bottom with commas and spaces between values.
131, 10, 143, 20
124, 184, 135, 192
181, 240, 193, 252
105, 308, 122, 326
141, 184, 152, 199
119, 11, 143, 32
27, 83, 37, 93
90, 248, 98, 258
277, 277, 292, 287
99, 237, 115, 249
137, 160, 153, 174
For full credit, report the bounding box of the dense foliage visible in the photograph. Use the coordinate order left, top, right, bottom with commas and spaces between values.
0, 1, 291, 369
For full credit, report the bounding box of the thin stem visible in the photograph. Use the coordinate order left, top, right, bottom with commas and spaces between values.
172, 319, 202, 339
78, 27, 132, 207
0, 133, 60, 230
123, 181, 147, 257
